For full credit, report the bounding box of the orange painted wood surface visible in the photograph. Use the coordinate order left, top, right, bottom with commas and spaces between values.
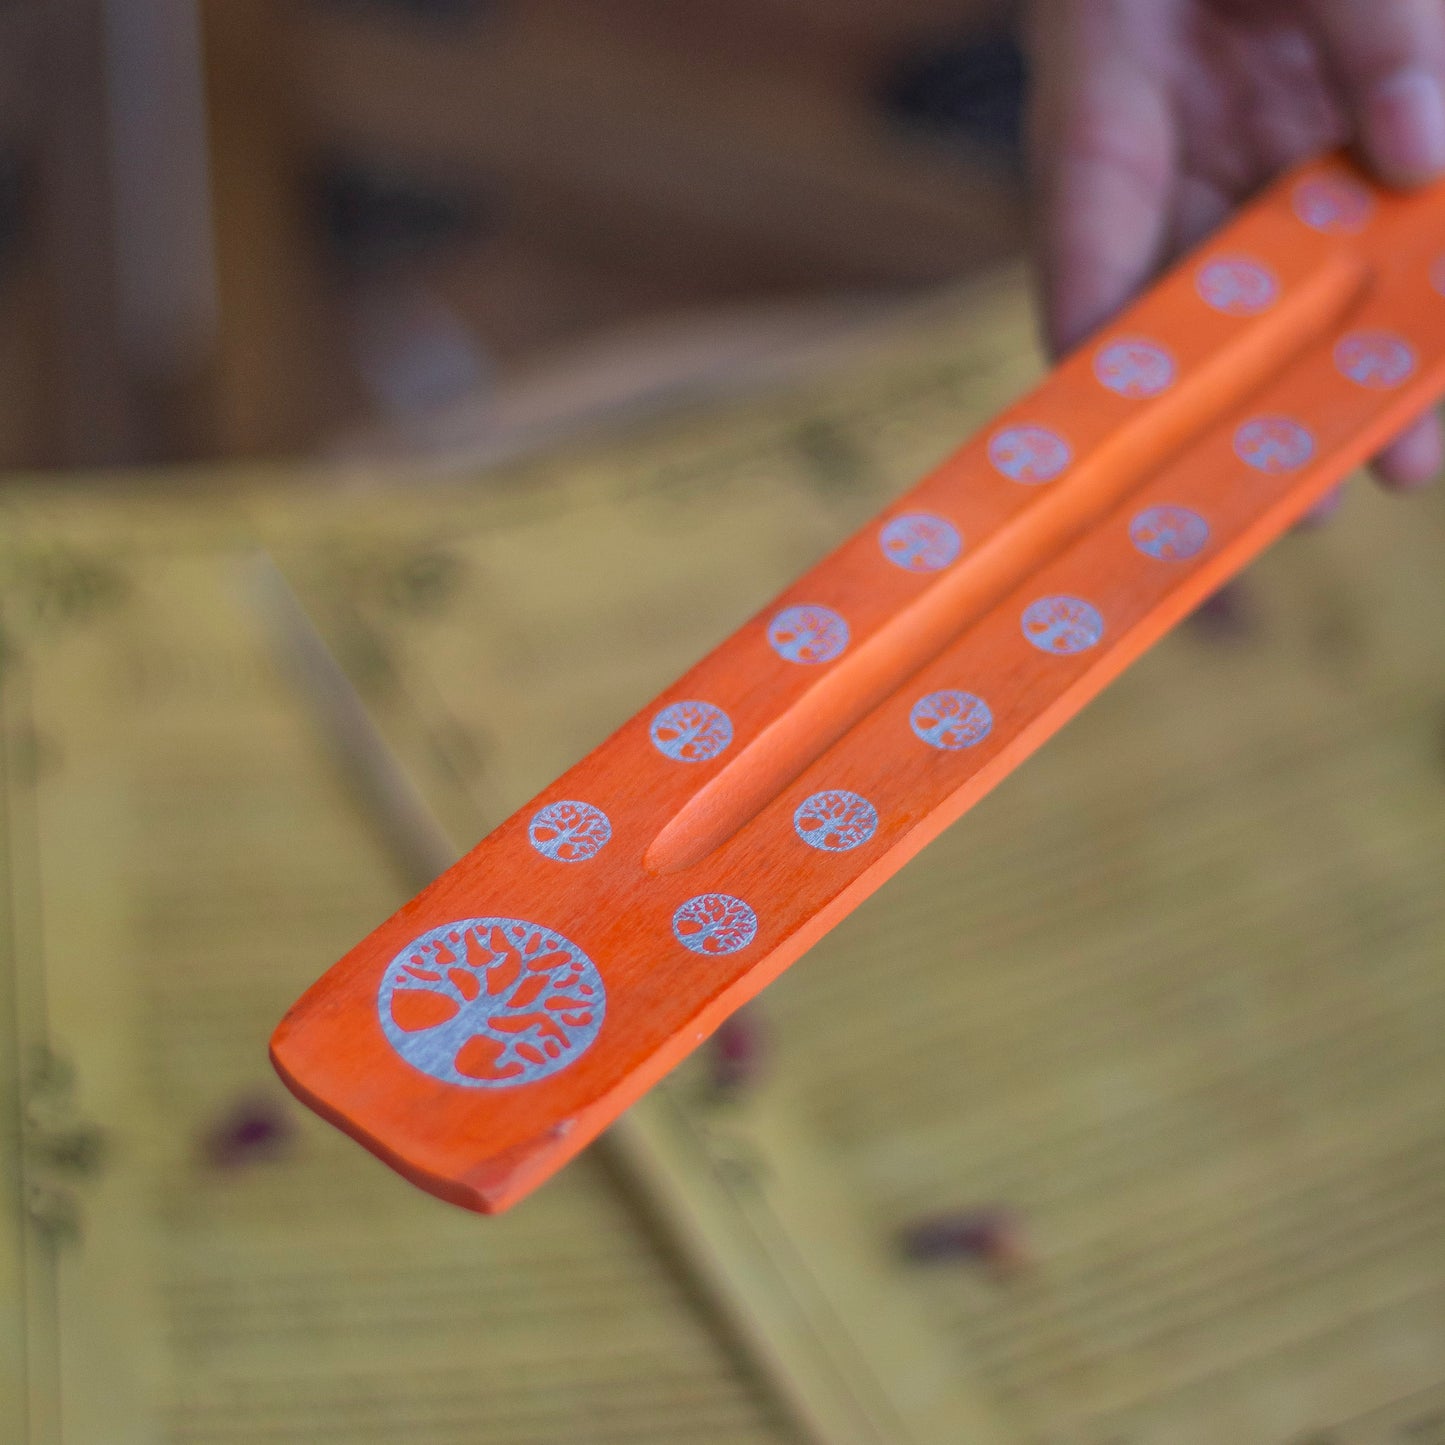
273, 153, 1445, 1213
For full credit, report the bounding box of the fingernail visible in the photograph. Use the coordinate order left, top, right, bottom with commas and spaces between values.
1367, 69, 1445, 183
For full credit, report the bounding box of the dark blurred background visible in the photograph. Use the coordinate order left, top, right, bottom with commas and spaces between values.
0, 0, 1030, 472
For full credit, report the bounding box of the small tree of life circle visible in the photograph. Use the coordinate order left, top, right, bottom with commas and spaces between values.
1130, 505, 1210, 561
650, 700, 733, 762
1021, 596, 1104, 655
1196, 256, 1277, 315
673, 894, 758, 955
1234, 417, 1315, 473
528, 801, 612, 862
879, 514, 961, 572
377, 918, 605, 1088
988, 424, 1070, 484
909, 690, 992, 750
1335, 332, 1416, 389
768, 605, 849, 664
1093, 338, 1175, 398
793, 790, 878, 852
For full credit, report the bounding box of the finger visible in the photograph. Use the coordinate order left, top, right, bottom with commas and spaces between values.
1307, 0, 1445, 185
1025, 1, 1176, 356
1298, 485, 1346, 528
1189, 581, 1255, 642
1370, 409, 1445, 489
1169, 170, 1233, 257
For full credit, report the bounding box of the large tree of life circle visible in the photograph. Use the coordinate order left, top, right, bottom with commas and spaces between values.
377, 918, 605, 1087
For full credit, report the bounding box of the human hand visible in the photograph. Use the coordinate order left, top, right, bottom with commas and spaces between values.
1024, 0, 1445, 495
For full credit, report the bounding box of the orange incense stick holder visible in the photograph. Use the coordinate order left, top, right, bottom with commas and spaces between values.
273, 153, 1445, 1213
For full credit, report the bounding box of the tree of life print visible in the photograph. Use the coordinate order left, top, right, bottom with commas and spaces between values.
378, 918, 604, 1087
1093, 338, 1174, 398
528, 800, 612, 862
793, 790, 878, 852
1195, 256, 1277, 315
987, 424, 1070, 484
909, 689, 992, 750
768, 604, 849, 664
1130, 505, 1210, 561
650, 700, 733, 762
1335, 332, 1416, 389
1021, 596, 1104, 655
1234, 417, 1314, 473
1293, 175, 1372, 233
879, 513, 961, 572
672, 893, 758, 955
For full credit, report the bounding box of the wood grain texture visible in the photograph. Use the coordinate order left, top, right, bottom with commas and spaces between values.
272, 152, 1445, 1213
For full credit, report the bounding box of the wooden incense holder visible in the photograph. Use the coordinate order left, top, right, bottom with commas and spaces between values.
273, 153, 1445, 1213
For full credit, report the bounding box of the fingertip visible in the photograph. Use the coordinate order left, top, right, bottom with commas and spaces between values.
1038, 162, 1171, 360
1297, 486, 1346, 529
1362, 68, 1445, 186
1307, 0, 1445, 186
1371, 410, 1444, 490
1028, 70, 1175, 358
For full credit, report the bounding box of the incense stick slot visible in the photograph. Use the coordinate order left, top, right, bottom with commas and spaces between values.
643, 251, 1369, 876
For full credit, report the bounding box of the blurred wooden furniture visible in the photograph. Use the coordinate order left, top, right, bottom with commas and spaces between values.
0, 0, 1025, 470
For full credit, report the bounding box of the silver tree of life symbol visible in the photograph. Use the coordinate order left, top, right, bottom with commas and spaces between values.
1021, 596, 1104, 655
1293, 175, 1372, 233
793, 790, 878, 851
1130, 505, 1210, 561
988, 424, 1070, 484
879, 514, 961, 572
1196, 256, 1277, 315
528, 801, 612, 862
650, 700, 733, 762
1335, 332, 1416, 389
768, 605, 849, 664
1093, 339, 1175, 398
909, 690, 993, 750
673, 894, 758, 955
377, 918, 605, 1087
1235, 417, 1315, 473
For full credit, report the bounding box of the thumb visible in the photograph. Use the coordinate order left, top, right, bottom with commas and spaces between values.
1308, 0, 1445, 185
1024, 1, 1175, 357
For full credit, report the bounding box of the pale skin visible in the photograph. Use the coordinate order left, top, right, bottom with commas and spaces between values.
1023, 0, 1445, 507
